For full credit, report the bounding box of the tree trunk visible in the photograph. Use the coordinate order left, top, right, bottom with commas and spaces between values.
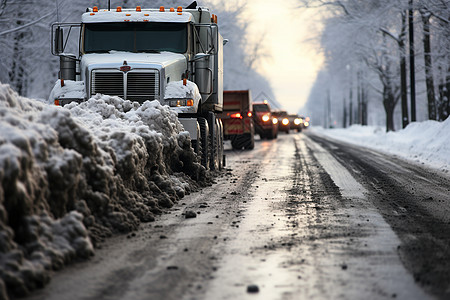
400, 12, 409, 128
421, 11, 436, 120
383, 88, 396, 132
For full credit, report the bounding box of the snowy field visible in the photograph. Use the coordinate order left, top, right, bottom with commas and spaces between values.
311, 120, 450, 174
0, 84, 208, 299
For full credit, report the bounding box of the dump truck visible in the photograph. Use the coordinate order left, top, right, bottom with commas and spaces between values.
221, 90, 254, 150
49, 1, 226, 170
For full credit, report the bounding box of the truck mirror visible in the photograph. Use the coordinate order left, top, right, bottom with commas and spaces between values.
223, 39, 229, 46
55, 27, 64, 54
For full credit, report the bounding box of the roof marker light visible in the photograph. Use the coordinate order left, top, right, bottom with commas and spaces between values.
136, 6, 141, 12
144, 13, 149, 16
116, 6, 122, 12
93, 6, 98, 12
126, 13, 131, 16
170, 7, 175, 12
90, 13, 95, 15
214, 15, 218, 23
211, 14, 215, 22
160, 6, 165, 12
177, 6, 182, 12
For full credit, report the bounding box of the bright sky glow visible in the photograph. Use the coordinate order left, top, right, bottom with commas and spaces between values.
240, 0, 324, 114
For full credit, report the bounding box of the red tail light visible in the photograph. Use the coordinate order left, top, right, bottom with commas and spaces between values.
247, 112, 252, 117
230, 113, 242, 119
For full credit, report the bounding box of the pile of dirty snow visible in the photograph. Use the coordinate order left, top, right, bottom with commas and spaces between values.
312, 119, 450, 173
0, 83, 207, 299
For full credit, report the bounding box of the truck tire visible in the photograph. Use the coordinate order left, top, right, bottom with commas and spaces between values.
245, 123, 255, 150
217, 118, 224, 170
198, 117, 209, 169
207, 112, 220, 171
244, 132, 255, 150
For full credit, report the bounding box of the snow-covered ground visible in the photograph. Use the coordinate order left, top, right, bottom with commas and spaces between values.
0, 84, 208, 299
311, 119, 450, 174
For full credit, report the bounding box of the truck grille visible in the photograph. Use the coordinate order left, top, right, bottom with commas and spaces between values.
127, 72, 158, 102
91, 70, 159, 103
91, 72, 124, 98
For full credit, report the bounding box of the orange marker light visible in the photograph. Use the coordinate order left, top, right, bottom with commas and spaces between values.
187, 99, 194, 106
183, 78, 187, 86
144, 13, 149, 16
214, 15, 218, 23
177, 6, 182, 12
126, 14, 131, 16
54, 99, 60, 106
211, 14, 215, 22
136, 6, 141, 12
170, 7, 175, 12
90, 13, 95, 15
116, 6, 122, 12
160, 6, 165, 12
93, 6, 98, 12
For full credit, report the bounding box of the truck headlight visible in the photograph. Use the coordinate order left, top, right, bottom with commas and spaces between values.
168, 99, 194, 107
294, 118, 301, 125
262, 114, 270, 122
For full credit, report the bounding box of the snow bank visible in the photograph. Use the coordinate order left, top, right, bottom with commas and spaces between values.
312, 120, 450, 173
0, 83, 207, 299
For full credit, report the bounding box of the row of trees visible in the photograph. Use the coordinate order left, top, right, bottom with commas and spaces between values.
0, 0, 275, 104
302, 0, 449, 131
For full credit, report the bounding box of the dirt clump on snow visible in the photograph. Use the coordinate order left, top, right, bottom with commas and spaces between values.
0, 84, 211, 299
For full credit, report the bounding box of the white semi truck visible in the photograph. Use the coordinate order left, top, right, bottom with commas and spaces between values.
49, 1, 225, 170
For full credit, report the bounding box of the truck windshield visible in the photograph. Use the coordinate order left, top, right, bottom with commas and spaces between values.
84, 22, 187, 53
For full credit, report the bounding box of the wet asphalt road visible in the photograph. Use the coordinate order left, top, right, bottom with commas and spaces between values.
25, 131, 450, 300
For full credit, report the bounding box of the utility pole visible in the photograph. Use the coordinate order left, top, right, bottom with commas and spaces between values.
327, 89, 331, 128
409, 0, 416, 121
343, 97, 347, 128
349, 79, 353, 126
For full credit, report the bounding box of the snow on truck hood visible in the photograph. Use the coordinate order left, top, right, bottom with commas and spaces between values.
82, 10, 193, 23
81, 51, 186, 68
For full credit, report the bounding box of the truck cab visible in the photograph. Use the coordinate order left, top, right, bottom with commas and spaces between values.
50, 2, 226, 170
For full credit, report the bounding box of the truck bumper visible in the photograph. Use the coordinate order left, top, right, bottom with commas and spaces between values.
178, 118, 198, 141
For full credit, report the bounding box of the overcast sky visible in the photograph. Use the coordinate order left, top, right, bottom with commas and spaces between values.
239, 0, 324, 114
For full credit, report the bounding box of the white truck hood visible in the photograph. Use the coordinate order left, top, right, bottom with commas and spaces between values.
81, 51, 186, 69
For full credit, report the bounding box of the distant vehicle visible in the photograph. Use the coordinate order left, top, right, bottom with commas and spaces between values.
300, 116, 310, 129
272, 110, 290, 134
289, 114, 303, 132
252, 102, 278, 139
221, 90, 254, 150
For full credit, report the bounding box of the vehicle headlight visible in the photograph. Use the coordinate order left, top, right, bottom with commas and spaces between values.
168, 99, 194, 107
262, 114, 270, 122
272, 118, 278, 125
294, 118, 301, 125
282, 118, 289, 125
304, 121, 309, 127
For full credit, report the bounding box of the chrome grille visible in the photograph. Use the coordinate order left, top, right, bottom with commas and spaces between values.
91, 72, 124, 98
127, 72, 158, 102
91, 70, 159, 103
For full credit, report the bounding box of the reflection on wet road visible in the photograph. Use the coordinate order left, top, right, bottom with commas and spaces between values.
203, 133, 432, 300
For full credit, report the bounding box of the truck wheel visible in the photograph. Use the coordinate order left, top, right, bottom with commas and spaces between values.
207, 112, 220, 171
217, 118, 224, 170
198, 117, 209, 169
231, 136, 243, 150
244, 132, 255, 150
